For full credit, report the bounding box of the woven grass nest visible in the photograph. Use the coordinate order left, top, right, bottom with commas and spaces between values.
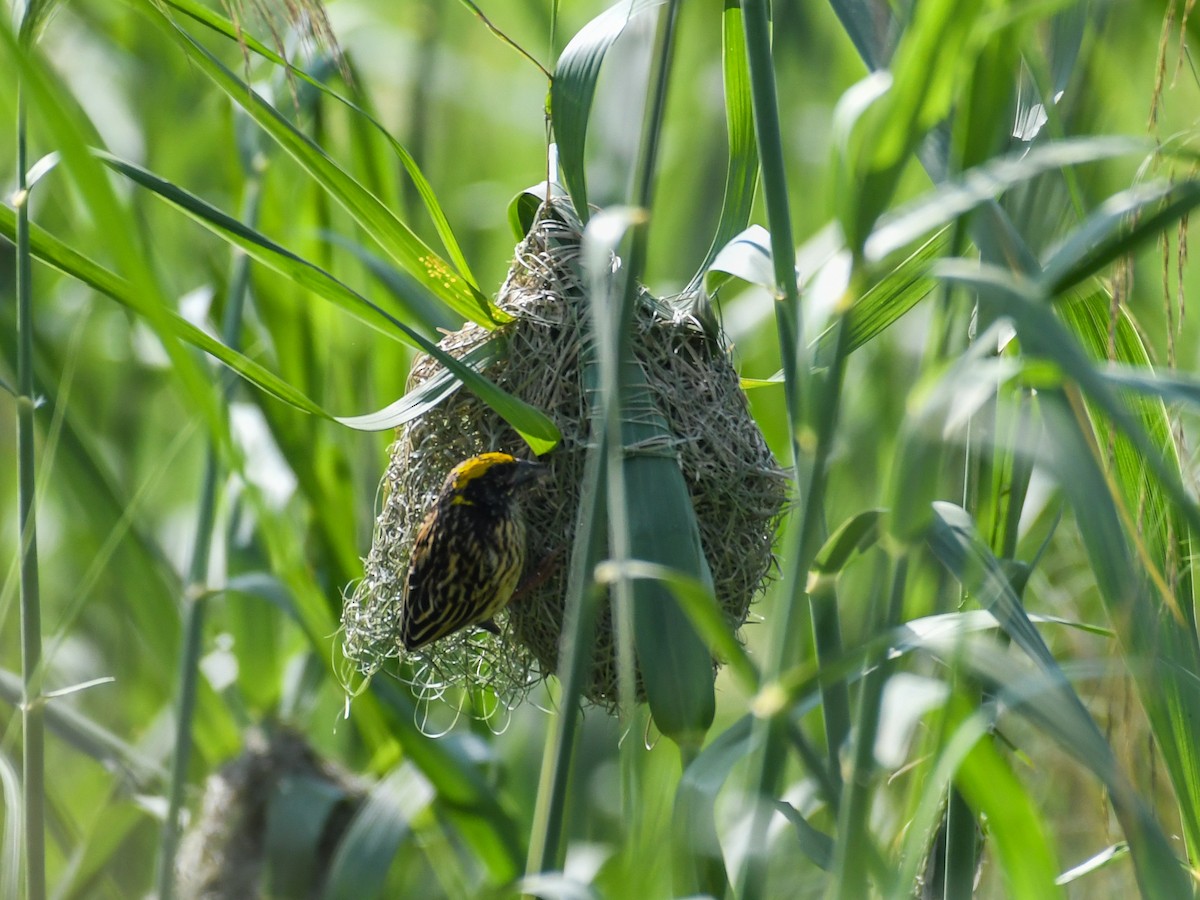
341, 199, 787, 710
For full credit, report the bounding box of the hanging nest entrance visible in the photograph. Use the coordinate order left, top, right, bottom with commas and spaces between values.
341, 200, 787, 709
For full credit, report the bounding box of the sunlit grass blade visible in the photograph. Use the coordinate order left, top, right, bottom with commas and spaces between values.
323, 765, 427, 900
334, 341, 507, 431
1056, 843, 1128, 886
1054, 298, 1200, 865
938, 262, 1200, 542
368, 682, 523, 881
864, 136, 1149, 264
815, 229, 944, 363
97, 152, 560, 453
837, 0, 984, 253
683, 0, 757, 297
0, 751, 21, 899
1040, 179, 1200, 295
160, 0, 480, 288
551, 0, 667, 222
318, 233, 458, 335
582, 206, 716, 750
146, 6, 495, 325
0, 204, 328, 417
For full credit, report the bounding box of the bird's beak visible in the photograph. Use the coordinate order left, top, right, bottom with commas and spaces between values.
513, 459, 549, 486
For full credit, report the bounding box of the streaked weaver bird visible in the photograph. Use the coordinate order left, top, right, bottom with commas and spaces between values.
400, 452, 546, 650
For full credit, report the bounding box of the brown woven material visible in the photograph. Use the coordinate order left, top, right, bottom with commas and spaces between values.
342, 201, 787, 709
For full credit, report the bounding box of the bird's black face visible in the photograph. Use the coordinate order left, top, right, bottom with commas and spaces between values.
445, 453, 545, 508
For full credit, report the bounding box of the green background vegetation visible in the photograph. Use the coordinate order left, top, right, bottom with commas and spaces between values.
5, 0, 1200, 897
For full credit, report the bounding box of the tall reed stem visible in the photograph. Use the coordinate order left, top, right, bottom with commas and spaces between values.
154, 178, 261, 900
15, 78, 47, 900
736, 1, 857, 895
527, 1, 682, 875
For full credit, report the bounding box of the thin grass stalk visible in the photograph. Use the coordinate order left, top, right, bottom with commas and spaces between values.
523, 8, 687, 846
740, 310, 854, 898
833, 555, 907, 899
15, 78, 47, 900
605, 0, 681, 630
607, 0, 680, 765
937, 307, 1035, 897
940, 789, 977, 899
524, 71, 692, 861
809, 600, 846, 798
740, 0, 802, 444
153, 176, 261, 900
622, 0, 679, 298
153, 466, 216, 900
737, 3, 863, 894
940, 364, 984, 900
590, 6, 691, 871
525, 450, 606, 875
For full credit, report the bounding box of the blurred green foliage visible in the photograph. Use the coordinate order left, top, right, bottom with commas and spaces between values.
4, 0, 1200, 897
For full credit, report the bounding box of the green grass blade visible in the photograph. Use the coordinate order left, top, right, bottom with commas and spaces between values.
0, 15, 224, 440
595, 559, 759, 693
160, 0, 480, 289
551, 0, 667, 223
810, 509, 884, 784
774, 800, 834, 870
0, 204, 331, 418
318, 233, 458, 335
864, 137, 1149, 264
1, 200, 500, 437
826, 0, 892, 71
0, 751, 21, 900
814, 229, 945, 364
582, 206, 716, 749
952, 630, 1190, 898
323, 766, 427, 900
1040, 179, 1200, 295
936, 695, 1063, 899
526, 454, 607, 876
265, 775, 353, 897
0, 670, 166, 790
683, 0, 757, 297
1055, 844, 1128, 887
97, 152, 560, 453
368, 683, 523, 881
838, 0, 984, 253
927, 502, 1060, 673
1059, 292, 1200, 862
334, 341, 507, 431
938, 262, 1200, 543
674, 716, 754, 896
147, 7, 495, 325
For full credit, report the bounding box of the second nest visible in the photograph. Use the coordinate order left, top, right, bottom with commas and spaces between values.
342, 200, 788, 708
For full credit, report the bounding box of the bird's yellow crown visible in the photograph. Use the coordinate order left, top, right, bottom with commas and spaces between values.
448, 452, 518, 491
